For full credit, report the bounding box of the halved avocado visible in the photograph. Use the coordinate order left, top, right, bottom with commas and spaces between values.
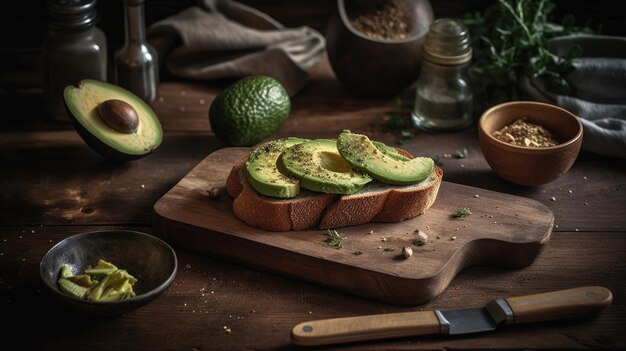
337, 130, 434, 185
64, 80, 162, 161
281, 139, 372, 195
245, 137, 309, 198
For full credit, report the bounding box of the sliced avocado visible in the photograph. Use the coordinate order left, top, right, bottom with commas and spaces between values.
99, 280, 136, 302
89, 259, 118, 270
59, 264, 74, 279
245, 137, 308, 198
337, 130, 434, 185
86, 272, 113, 301
85, 259, 118, 280
67, 274, 99, 288
87, 269, 137, 302
58, 278, 90, 300
372, 141, 410, 161
282, 139, 372, 195
64, 79, 162, 161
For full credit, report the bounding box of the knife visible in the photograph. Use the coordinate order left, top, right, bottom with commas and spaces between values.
291, 286, 612, 346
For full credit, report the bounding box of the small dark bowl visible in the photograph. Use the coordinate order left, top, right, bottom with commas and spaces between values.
326, 0, 434, 96
40, 230, 177, 316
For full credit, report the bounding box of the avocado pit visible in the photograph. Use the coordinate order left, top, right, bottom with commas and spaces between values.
97, 99, 139, 134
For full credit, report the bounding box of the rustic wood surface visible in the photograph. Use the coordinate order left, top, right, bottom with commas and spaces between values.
154, 148, 554, 305
1, 58, 625, 349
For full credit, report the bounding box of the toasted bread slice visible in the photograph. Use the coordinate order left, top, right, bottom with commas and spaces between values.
225, 151, 443, 231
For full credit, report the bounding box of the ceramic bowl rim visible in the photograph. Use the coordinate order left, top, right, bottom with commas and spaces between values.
337, 0, 430, 44
479, 101, 583, 153
40, 229, 178, 307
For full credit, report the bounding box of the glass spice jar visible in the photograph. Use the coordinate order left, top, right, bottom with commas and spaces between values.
411, 18, 473, 131
42, 0, 108, 121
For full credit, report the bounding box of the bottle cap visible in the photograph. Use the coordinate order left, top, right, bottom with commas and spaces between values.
47, 0, 98, 28
422, 18, 472, 65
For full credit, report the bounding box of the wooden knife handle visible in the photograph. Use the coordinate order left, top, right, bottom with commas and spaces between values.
505, 286, 613, 324
291, 310, 441, 346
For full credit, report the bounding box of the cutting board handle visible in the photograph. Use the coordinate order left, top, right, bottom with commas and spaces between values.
505, 286, 613, 324
291, 310, 440, 346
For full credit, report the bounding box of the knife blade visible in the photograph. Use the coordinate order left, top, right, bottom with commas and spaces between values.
291, 286, 612, 346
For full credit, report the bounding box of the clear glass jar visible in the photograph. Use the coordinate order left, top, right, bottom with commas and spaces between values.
411, 18, 472, 131
42, 0, 107, 121
114, 0, 158, 102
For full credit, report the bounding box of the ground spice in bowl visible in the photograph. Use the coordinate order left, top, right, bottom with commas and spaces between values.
349, 0, 410, 40
493, 118, 560, 148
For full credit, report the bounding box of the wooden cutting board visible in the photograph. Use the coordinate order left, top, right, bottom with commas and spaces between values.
153, 148, 553, 305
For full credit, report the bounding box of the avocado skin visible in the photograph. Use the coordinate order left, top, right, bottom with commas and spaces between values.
209, 75, 291, 146
64, 80, 162, 162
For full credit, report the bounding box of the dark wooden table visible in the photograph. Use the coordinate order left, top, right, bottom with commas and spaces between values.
1, 59, 625, 350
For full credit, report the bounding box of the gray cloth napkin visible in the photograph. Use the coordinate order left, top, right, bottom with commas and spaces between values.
147, 0, 326, 96
521, 34, 626, 159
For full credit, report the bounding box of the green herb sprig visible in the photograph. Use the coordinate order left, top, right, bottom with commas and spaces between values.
453, 208, 472, 218
323, 229, 346, 249
463, 0, 592, 105
372, 99, 417, 145
413, 238, 426, 246
454, 149, 468, 159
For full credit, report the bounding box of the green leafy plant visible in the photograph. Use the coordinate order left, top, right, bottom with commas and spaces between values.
463, 0, 592, 105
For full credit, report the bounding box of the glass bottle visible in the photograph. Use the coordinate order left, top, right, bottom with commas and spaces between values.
114, 0, 158, 102
42, 0, 107, 121
411, 18, 473, 131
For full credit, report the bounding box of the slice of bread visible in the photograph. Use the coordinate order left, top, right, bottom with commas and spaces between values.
225, 150, 443, 231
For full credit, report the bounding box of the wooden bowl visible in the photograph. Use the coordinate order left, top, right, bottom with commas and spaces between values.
478, 101, 583, 186
326, 0, 433, 96
40, 230, 177, 315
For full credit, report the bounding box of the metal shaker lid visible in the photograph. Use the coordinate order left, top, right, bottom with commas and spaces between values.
47, 0, 98, 28
422, 18, 472, 65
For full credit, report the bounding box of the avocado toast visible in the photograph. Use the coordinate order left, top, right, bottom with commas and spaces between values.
226, 131, 443, 231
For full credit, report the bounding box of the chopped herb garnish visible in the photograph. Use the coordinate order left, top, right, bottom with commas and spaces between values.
397, 130, 414, 145
454, 148, 468, 159
413, 239, 426, 246
323, 229, 346, 249
353, 250, 363, 256
372, 99, 418, 145
453, 208, 472, 218
383, 247, 395, 252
